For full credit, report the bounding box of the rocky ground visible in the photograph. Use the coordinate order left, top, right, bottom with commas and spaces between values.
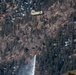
0, 0, 76, 75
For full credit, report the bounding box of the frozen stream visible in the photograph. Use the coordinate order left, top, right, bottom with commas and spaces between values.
18, 55, 36, 75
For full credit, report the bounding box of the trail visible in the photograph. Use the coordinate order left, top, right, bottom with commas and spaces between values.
18, 55, 36, 75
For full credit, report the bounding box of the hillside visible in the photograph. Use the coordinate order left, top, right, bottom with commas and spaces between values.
0, 0, 76, 75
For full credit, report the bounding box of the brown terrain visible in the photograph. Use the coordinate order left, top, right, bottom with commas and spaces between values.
0, 0, 76, 75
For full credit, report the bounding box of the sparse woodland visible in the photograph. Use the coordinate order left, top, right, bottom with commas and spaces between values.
0, 0, 76, 75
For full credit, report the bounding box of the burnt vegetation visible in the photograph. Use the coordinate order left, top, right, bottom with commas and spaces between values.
0, 0, 76, 75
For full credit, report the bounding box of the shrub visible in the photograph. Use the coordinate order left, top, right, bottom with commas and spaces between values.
68, 72, 75, 75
